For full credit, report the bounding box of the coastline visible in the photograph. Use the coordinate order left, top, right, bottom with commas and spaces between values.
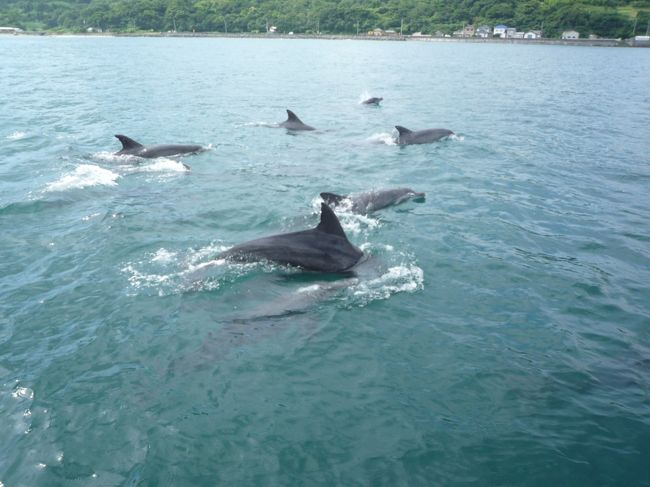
5, 31, 647, 47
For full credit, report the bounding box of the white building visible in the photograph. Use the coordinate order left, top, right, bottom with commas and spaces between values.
476, 25, 492, 38
493, 24, 507, 37
561, 30, 580, 39
0, 27, 23, 34
524, 31, 541, 39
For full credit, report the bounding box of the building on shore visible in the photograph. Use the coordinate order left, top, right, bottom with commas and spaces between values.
524, 31, 542, 39
561, 30, 580, 40
476, 25, 492, 38
0, 27, 23, 34
493, 24, 507, 38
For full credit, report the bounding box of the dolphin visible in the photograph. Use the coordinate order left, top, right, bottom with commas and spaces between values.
395, 126, 454, 145
114, 134, 204, 158
362, 97, 383, 105
320, 188, 425, 214
278, 110, 315, 131
220, 203, 363, 273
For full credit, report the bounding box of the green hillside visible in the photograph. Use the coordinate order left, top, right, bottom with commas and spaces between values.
2, 0, 649, 38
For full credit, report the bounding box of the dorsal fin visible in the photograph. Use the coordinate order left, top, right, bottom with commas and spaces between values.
320, 192, 345, 205
115, 134, 144, 150
286, 110, 302, 123
316, 203, 347, 238
395, 126, 412, 136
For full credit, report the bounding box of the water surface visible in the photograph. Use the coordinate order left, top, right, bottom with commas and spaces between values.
1, 37, 649, 486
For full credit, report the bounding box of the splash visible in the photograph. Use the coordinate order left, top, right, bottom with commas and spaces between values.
45, 165, 119, 192
122, 243, 239, 296
311, 196, 381, 236
366, 132, 397, 145
139, 159, 190, 173
345, 265, 424, 305
6, 131, 27, 140
358, 90, 372, 104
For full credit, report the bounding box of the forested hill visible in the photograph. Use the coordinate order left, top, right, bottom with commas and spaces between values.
2, 0, 649, 38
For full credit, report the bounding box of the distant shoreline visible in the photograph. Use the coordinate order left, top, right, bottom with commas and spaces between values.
6, 31, 648, 47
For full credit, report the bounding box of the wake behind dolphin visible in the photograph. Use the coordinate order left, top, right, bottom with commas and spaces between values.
114, 135, 204, 158
220, 203, 363, 273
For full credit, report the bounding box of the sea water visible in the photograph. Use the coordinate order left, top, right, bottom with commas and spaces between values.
1, 36, 649, 485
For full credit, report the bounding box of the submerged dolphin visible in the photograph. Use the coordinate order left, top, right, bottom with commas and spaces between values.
395, 126, 454, 145
114, 135, 204, 158
278, 110, 315, 131
220, 203, 363, 273
362, 97, 383, 105
320, 188, 425, 214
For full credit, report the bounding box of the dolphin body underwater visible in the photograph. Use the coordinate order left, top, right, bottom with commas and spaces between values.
395, 126, 454, 145
278, 110, 316, 131
320, 188, 426, 214
113, 135, 204, 158
220, 203, 363, 273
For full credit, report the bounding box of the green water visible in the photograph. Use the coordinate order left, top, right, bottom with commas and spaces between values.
1, 37, 649, 486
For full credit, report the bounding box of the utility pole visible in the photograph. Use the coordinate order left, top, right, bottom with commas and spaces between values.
356, 21, 359, 36
317, 18, 320, 34
224, 19, 227, 33
646, 20, 649, 36
400, 18, 403, 36
632, 13, 638, 36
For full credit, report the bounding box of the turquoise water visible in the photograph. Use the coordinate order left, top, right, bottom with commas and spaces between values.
1, 36, 649, 485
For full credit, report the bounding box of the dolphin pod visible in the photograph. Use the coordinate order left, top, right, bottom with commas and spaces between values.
320, 188, 426, 214
114, 134, 204, 158
220, 203, 363, 273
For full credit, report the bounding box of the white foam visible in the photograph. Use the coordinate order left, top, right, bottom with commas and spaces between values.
92, 151, 140, 164
350, 265, 424, 303
45, 165, 119, 192
367, 132, 397, 145
449, 133, 464, 141
139, 159, 189, 173
6, 131, 27, 140
12, 387, 34, 400
150, 248, 178, 264
358, 90, 372, 104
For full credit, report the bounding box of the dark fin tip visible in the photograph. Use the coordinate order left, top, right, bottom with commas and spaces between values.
395, 126, 412, 135
114, 134, 143, 150
286, 109, 299, 121
317, 203, 346, 238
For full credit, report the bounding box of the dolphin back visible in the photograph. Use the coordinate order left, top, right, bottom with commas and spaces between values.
221, 203, 362, 272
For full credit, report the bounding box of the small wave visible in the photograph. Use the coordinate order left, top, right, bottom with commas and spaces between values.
93, 152, 190, 173
242, 121, 279, 128
92, 151, 140, 164
346, 265, 424, 305
449, 133, 464, 141
45, 165, 119, 192
367, 132, 396, 145
139, 159, 190, 173
123, 243, 238, 296
6, 131, 27, 140
150, 248, 178, 264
